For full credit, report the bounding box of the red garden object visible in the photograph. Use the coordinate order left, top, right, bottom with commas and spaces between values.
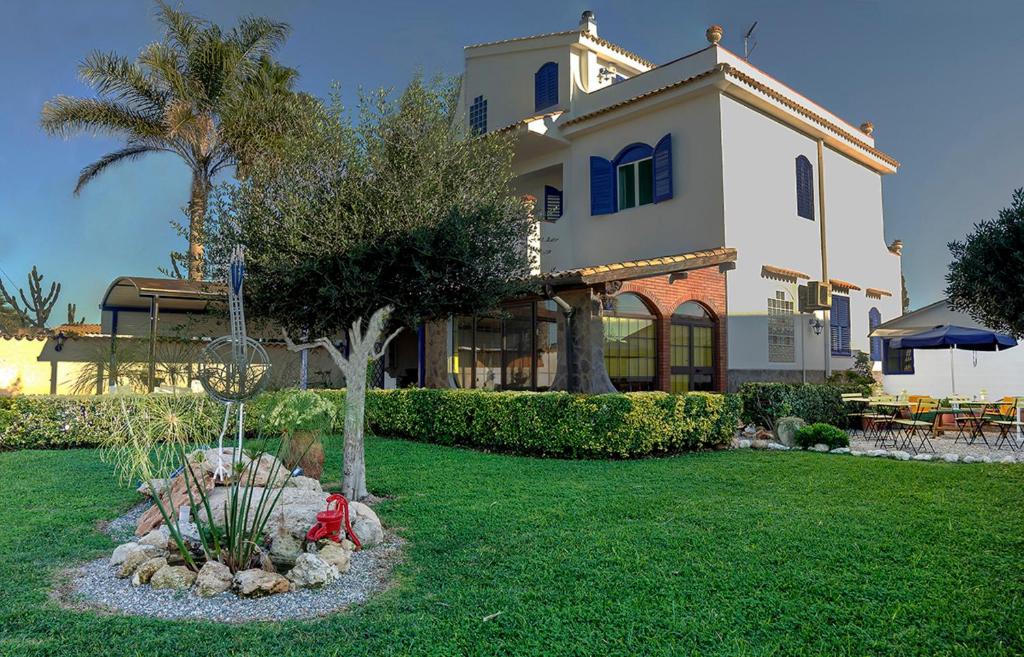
305, 493, 361, 549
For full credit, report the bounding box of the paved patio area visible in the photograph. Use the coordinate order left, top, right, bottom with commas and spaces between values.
848, 429, 1024, 460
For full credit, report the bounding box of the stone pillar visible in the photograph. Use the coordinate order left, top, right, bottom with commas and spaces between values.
550, 288, 616, 394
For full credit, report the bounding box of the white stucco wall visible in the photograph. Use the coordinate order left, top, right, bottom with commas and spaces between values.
463, 41, 571, 132
548, 91, 726, 272
719, 94, 901, 375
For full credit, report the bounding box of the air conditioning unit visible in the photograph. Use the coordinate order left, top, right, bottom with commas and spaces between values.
799, 281, 832, 312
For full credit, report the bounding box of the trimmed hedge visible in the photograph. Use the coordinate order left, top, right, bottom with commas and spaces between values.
1, 389, 740, 459
738, 382, 868, 428
360, 389, 740, 458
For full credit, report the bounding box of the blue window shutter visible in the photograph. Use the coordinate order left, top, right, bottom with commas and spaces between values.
544, 185, 562, 220
830, 295, 850, 356
653, 134, 673, 203
535, 62, 558, 112
590, 156, 615, 215
796, 155, 814, 220
869, 308, 882, 361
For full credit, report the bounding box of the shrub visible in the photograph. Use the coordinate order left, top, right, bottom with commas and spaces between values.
794, 422, 849, 449
738, 382, 866, 429
1, 389, 741, 459
265, 390, 336, 434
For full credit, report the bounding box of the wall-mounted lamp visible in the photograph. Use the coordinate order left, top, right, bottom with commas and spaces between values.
808, 317, 823, 336
54, 331, 66, 352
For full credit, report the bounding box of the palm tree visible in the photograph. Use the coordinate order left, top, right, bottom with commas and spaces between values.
41, 2, 297, 280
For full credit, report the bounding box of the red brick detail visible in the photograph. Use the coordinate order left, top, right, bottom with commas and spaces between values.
619, 267, 728, 392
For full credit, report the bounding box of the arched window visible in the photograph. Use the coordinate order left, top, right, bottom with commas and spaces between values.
796, 155, 814, 220
670, 301, 716, 392
603, 293, 657, 391
535, 62, 559, 111
869, 307, 882, 361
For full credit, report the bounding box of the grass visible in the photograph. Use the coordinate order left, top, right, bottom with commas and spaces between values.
0, 439, 1022, 657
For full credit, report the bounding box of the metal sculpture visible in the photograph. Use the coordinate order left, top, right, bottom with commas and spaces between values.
197, 247, 271, 481
305, 494, 361, 549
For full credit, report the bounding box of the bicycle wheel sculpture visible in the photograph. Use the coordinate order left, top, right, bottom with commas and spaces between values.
196, 247, 271, 481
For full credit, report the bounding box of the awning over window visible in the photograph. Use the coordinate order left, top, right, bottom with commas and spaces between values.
540, 247, 737, 288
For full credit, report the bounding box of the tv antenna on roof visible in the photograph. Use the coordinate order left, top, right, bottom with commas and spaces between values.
744, 21, 759, 60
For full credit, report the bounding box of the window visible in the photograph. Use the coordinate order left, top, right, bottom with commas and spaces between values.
670, 301, 716, 392
534, 62, 558, 111
617, 158, 653, 210
603, 293, 657, 391
544, 185, 562, 221
589, 135, 673, 215
768, 291, 795, 363
469, 95, 487, 135
796, 155, 814, 220
830, 294, 851, 356
869, 307, 882, 361
883, 339, 914, 374
450, 301, 558, 391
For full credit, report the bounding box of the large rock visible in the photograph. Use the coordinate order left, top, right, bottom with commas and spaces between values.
195, 561, 233, 597
131, 557, 167, 586
774, 417, 806, 447
348, 501, 384, 548
234, 569, 291, 597
240, 453, 288, 488
110, 542, 139, 566
138, 529, 169, 550
317, 542, 352, 574
286, 476, 323, 492
286, 553, 338, 588
150, 564, 196, 590
116, 544, 165, 578
269, 531, 304, 568
188, 447, 251, 477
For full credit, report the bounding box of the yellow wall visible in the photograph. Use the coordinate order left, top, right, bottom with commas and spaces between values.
0, 337, 96, 395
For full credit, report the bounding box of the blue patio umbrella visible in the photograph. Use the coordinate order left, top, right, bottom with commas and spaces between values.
890, 325, 1017, 393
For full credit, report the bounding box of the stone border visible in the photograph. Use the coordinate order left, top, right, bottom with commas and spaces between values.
734, 438, 1023, 464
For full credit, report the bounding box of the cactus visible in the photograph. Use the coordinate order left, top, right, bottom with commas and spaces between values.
66, 303, 84, 325
0, 266, 61, 328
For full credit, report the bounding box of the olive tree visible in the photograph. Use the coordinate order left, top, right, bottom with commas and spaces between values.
207, 77, 535, 499
946, 188, 1024, 337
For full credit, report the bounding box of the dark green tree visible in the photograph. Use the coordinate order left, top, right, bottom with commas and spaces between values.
207, 77, 534, 498
41, 1, 300, 281
946, 188, 1024, 337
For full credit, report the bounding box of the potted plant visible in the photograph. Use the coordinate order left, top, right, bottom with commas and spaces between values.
267, 390, 337, 480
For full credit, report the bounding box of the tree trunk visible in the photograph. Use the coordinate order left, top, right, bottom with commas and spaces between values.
342, 365, 368, 500
282, 306, 400, 501
187, 172, 211, 281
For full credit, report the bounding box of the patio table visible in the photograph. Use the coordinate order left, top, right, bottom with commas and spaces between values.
865, 400, 911, 448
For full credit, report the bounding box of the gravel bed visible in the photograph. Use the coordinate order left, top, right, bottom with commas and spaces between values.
58, 532, 402, 622
99, 501, 151, 544
848, 432, 1024, 460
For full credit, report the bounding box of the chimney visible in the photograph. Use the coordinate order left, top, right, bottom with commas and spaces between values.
580, 10, 597, 35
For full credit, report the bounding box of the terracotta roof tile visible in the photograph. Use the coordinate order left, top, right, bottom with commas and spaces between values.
829, 278, 862, 292
465, 29, 655, 69
865, 287, 893, 298
543, 247, 737, 286
761, 265, 810, 282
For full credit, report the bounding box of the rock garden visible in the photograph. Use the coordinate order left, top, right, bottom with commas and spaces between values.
59, 387, 402, 622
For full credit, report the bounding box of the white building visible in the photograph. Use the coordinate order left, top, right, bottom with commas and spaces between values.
447, 11, 905, 393
872, 299, 1023, 399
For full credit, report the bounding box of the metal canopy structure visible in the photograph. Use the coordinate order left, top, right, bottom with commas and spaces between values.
100, 277, 226, 392
101, 276, 225, 313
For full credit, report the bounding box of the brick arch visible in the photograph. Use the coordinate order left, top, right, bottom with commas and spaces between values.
618, 267, 728, 392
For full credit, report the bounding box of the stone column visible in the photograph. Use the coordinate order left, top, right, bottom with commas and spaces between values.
550, 288, 616, 394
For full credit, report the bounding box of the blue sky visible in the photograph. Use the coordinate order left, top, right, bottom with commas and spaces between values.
2, 0, 1022, 322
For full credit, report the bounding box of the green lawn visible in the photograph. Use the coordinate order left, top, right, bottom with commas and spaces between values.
1, 440, 1022, 657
